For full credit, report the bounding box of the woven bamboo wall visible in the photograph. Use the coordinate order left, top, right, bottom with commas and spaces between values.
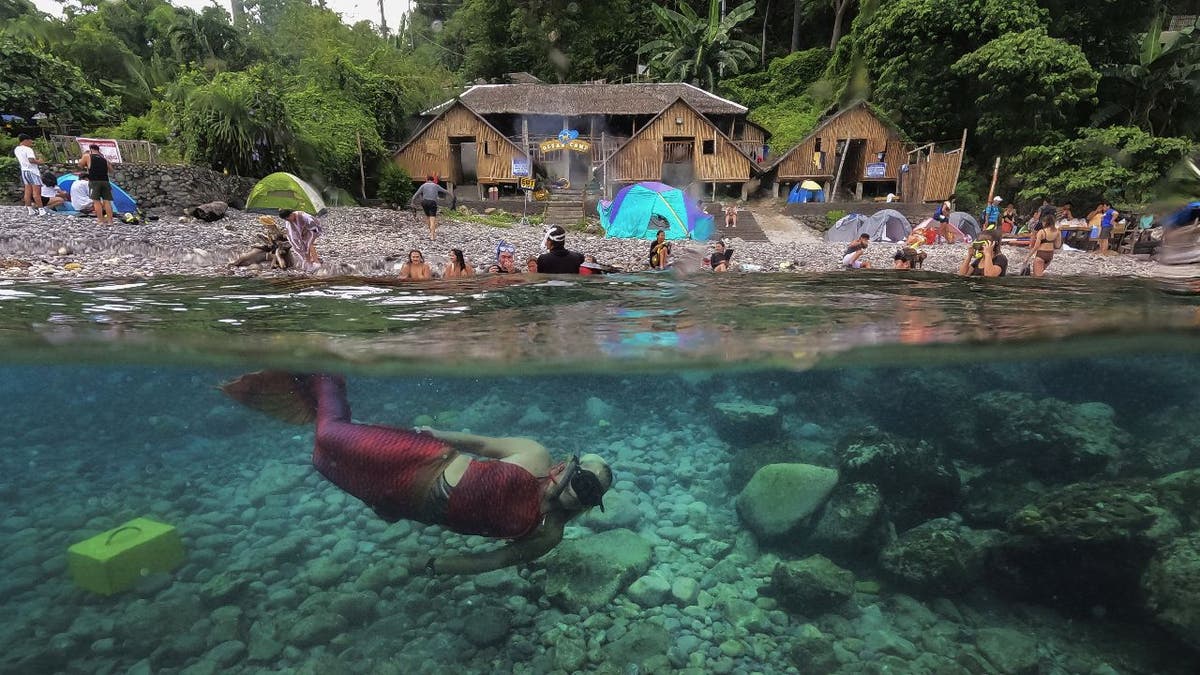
920, 152, 962, 202
395, 103, 525, 184
608, 100, 752, 183
775, 106, 904, 181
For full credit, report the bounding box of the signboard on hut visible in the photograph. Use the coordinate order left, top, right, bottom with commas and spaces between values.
539, 129, 591, 154
76, 138, 123, 164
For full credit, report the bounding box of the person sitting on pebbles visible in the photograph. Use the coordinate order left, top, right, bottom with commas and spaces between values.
279, 209, 323, 271
221, 372, 613, 574
843, 234, 872, 269
709, 240, 734, 272
231, 216, 292, 269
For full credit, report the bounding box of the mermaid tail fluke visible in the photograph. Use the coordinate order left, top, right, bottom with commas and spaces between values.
220, 371, 318, 425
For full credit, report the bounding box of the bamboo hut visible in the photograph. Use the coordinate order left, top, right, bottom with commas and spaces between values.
769, 102, 911, 202
406, 83, 763, 194
393, 101, 528, 196
604, 98, 759, 199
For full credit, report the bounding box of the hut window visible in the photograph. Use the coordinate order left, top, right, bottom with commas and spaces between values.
702, 140, 715, 155
814, 138, 823, 152
483, 141, 493, 156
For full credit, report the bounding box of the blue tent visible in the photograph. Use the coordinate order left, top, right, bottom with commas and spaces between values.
787, 181, 826, 204
56, 173, 138, 214
599, 182, 714, 240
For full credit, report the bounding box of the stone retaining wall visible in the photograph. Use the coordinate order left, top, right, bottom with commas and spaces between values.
10, 163, 258, 212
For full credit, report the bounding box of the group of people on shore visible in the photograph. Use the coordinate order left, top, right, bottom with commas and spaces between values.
14, 134, 113, 223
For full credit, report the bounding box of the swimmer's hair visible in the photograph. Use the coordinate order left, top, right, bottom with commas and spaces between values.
858, 233, 870, 240
409, 249, 424, 261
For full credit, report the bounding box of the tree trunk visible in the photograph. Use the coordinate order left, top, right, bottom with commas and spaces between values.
761, 0, 772, 66
230, 0, 244, 28
378, 0, 388, 32
830, 0, 851, 50
791, 0, 801, 52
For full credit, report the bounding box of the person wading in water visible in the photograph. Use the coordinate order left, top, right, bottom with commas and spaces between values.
222, 372, 613, 574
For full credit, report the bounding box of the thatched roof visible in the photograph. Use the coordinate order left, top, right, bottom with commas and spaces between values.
423, 83, 748, 117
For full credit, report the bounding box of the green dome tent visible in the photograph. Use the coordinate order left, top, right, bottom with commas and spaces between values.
245, 172, 327, 215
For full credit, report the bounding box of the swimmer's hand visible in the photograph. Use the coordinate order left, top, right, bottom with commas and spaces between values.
415, 425, 436, 435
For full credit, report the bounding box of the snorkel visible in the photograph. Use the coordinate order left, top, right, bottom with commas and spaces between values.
547, 455, 607, 512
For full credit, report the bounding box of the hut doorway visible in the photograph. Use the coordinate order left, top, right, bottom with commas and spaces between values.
833, 138, 867, 200
662, 136, 695, 186
448, 136, 478, 185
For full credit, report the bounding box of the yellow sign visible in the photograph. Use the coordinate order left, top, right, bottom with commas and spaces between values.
540, 138, 591, 154
519, 177, 536, 189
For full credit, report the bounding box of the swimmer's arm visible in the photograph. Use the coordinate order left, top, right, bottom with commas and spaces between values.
427, 513, 566, 575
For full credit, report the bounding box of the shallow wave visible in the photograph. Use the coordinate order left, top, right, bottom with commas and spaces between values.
0, 273, 1197, 374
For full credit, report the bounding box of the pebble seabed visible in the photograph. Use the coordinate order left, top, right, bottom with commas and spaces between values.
1, 369, 1196, 675
0, 205, 1169, 279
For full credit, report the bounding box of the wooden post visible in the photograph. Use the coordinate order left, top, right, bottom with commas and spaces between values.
522, 118, 530, 166
952, 128, 969, 199
561, 116, 570, 184
356, 131, 367, 203
601, 132, 608, 199
830, 138, 850, 203
986, 155, 1001, 203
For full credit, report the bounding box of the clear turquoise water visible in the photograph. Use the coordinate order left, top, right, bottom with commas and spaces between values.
1, 273, 1199, 673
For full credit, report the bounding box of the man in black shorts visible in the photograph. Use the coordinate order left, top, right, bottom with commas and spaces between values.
78, 144, 114, 225
409, 175, 453, 240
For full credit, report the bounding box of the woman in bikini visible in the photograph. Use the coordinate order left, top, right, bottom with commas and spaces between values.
222, 372, 613, 574
443, 249, 474, 279
1022, 213, 1062, 277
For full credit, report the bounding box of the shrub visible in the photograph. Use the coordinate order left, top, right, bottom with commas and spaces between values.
824, 210, 848, 230
0, 156, 18, 183
377, 163, 414, 207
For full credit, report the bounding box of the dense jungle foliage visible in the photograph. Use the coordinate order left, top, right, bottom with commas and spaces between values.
3, 0, 1199, 207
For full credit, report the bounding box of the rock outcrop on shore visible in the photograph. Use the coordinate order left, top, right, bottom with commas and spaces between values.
0, 205, 1166, 279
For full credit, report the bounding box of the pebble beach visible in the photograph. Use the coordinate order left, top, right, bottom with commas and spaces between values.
0, 205, 1170, 280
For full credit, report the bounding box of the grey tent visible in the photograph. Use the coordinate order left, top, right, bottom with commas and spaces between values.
825, 213, 870, 242
950, 211, 981, 238
863, 209, 912, 242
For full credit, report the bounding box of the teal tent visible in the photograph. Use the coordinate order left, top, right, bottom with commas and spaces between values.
599, 182, 714, 240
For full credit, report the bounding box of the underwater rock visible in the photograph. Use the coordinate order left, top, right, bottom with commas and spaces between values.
244, 459, 309, 504
543, 528, 652, 611
1153, 468, 1200, 532
769, 554, 855, 614
671, 576, 700, 605
961, 461, 1047, 528
584, 396, 615, 422
304, 557, 348, 589
114, 597, 203, 656
246, 619, 283, 661
712, 401, 782, 445
974, 628, 1040, 675
286, 611, 348, 647
836, 430, 961, 530
463, 606, 511, 647
626, 574, 671, 607
204, 640, 247, 669
807, 482, 887, 560
879, 518, 1002, 595
1141, 531, 1200, 652
330, 591, 378, 626
727, 440, 812, 492
958, 392, 1127, 482
516, 404, 552, 427
607, 620, 671, 672
787, 624, 839, 671
735, 463, 839, 541
1007, 480, 1177, 545
579, 490, 640, 531
200, 571, 251, 606
990, 480, 1174, 613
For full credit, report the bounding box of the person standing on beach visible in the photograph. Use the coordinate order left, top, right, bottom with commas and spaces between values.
536, 225, 583, 274
77, 144, 114, 225
1087, 200, 1119, 256
410, 175, 453, 240
983, 196, 1002, 233
14, 134, 46, 216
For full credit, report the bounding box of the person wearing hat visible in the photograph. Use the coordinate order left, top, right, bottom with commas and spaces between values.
14, 134, 47, 216
536, 224, 584, 273
983, 196, 1003, 233
221, 372, 613, 575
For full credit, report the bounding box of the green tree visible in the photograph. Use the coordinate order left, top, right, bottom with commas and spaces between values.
179, 67, 300, 177
640, 0, 760, 91
953, 29, 1098, 153
1011, 125, 1195, 205
1039, 0, 1158, 68
0, 39, 114, 126
284, 86, 384, 191
855, 0, 1045, 141
1099, 14, 1200, 137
